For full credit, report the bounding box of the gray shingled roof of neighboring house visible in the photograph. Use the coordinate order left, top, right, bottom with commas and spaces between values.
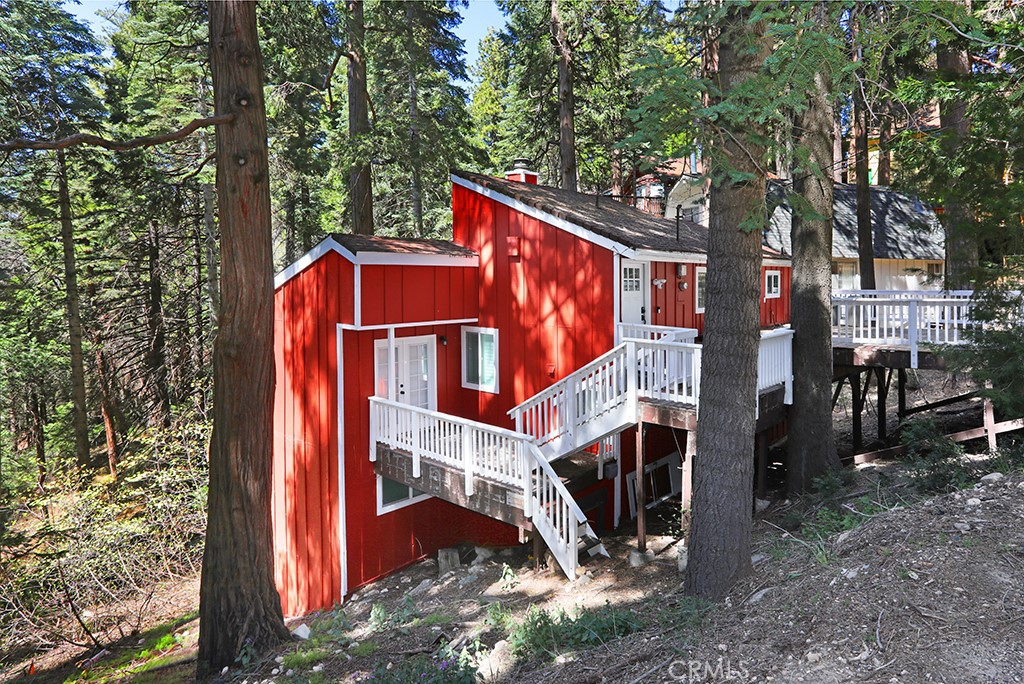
763, 183, 944, 260
453, 169, 715, 255
331, 233, 477, 257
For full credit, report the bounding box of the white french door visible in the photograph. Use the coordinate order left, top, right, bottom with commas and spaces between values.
374, 335, 437, 410
620, 259, 648, 324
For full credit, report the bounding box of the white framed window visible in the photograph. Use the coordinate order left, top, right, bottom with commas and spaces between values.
764, 270, 782, 300
622, 266, 642, 293
926, 262, 943, 281
462, 326, 499, 393
377, 475, 430, 515
695, 267, 707, 313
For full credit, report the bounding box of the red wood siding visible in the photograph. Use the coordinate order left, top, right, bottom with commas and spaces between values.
453, 183, 617, 427
272, 249, 515, 618
648, 260, 791, 333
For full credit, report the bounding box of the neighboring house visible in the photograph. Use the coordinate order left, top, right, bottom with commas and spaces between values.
763, 183, 945, 291
271, 166, 794, 617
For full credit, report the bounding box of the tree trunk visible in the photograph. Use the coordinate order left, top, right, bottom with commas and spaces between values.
937, 7, 977, 287
684, 4, 769, 600
550, 0, 577, 191
284, 190, 296, 264
55, 148, 90, 469
95, 347, 119, 479
347, 0, 374, 235
833, 112, 844, 182
203, 182, 221, 327
852, 13, 875, 290
146, 221, 172, 428
788, 55, 841, 492
405, 3, 424, 236
877, 101, 892, 186
198, 1, 289, 675
29, 389, 46, 489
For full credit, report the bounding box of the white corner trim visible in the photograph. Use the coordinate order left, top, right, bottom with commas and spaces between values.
339, 317, 478, 332
451, 174, 636, 259
336, 324, 348, 602
633, 249, 709, 263
763, 257, 791, 268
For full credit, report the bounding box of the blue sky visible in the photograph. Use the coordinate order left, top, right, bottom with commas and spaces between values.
65, 0, 506, 82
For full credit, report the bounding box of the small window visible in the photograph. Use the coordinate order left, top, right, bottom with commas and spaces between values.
377, 476, 429, 515
765, 270, 782, 300
695, 267, 707, 313
622, 266, 642, 293
462, 327, 499, 393
927, 262, 943, 282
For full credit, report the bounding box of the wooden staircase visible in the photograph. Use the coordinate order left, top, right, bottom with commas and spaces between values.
369, 324, 794, 581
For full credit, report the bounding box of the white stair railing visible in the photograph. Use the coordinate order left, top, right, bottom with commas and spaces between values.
757, 328, 794, 404
369, 396, 594, 580
617, 323, 699, 344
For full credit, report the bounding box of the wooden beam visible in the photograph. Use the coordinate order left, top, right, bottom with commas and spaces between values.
756, 433, 768, 500
876, 367, 890, 441
832, 375, 847, 409
900, 390, 981, 418
984, 382, 997, 451
682, 430, 695, 510
897, 368, 907, 418
853, 418, 1024, 464
636, 421, 646, 553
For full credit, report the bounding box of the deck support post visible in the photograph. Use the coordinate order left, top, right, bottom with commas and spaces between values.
984, 381, 997, 451
851, 370, 867, 452
756, 432, 768, 500
636, 421, 646, 553
897, 368, 907, 419
875, 367, 890, 441
682, 430, 695, 510
533, 532, 543, 571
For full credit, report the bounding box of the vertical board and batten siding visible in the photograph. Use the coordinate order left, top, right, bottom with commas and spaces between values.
452, 182, 617, 427
648, 261, 792, 334
273, 249, 517, 618
273, 250, 349, 617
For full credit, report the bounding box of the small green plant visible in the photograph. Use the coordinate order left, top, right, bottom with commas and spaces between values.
412, 611, 452, 627
499, 562, 520, 591
484, 601, 512, 631
655, 596, 711, 631
281, 646, 331, 670
812, 469, 856, 499
369, 596, 420, 633
508, 602, 642, 661
902, 418, 974, 493
349, 640, 379, 657
235, 639, 257, 667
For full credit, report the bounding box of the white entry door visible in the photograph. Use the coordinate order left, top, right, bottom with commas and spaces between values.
620, 260, 648, 324
374, 335, 437, 410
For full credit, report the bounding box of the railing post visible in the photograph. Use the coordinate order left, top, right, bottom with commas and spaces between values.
565, 380, 577, 451
908, 300, 919, 369
369, 400, 378, 462
411, 410, 421, 479
784, 332, 794, 405
626, 341, 638, 418
521, 442, 533, 518
462, 426, 474, 496
693, 347, 702, 410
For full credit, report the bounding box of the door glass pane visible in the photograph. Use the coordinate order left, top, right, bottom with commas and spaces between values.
404, 342, 430, 409
375, 345, 389, 397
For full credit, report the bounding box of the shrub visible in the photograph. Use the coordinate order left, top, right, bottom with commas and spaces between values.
902, 417, 974, 492
356, 652, 477, 683
507, 602, 642, 661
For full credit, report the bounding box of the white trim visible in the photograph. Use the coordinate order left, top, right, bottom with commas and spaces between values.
613, 254, 621, 341
461, 326, 500, 394
336, 324, 348, 601
764, 269, 782, 300
339, 317, 478, 332
354, 264, 362, 328
451, 174, 636, 258
274, 237, 353, 289
633, 249, 790, 269
355, 252, 478, 267
274, 237, 477, 290
762, 258, 790, 268
376, 476, 431, 515
695, 266, 708, 314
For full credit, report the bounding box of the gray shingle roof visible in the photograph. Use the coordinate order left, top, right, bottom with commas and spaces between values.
763, 184, 944, 260
453, 170, 711, 255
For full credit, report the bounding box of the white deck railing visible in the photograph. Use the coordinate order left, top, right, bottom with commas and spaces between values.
510, 327, 793, 460
617, 323, 699, 344
369, 396, 594, 580
832, 294, 978, 368
834, 289, 974, 300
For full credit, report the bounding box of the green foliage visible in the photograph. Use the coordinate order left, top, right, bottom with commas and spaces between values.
499, 562, 519, 591
369, 596, 420, 633
281, 646, 331, 671
507, 602, 642, 661
902, 417, 974, 493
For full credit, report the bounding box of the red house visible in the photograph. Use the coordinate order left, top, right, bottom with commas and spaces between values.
271, 165, 793, 617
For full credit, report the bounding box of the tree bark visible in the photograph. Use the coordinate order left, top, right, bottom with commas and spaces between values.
550, 0, 577, 191
29, 389, 46, 489
877, 101, 892, 186
833, 112, 844, 183
56, 148, 91, 469
852, 13, 875, 289
347, 0, 374, 235
198, 1, 289, 675
684, 4, 769, 600
95, 347, 119, 479
937, 4, 977, 287
788, 56, 841, 492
